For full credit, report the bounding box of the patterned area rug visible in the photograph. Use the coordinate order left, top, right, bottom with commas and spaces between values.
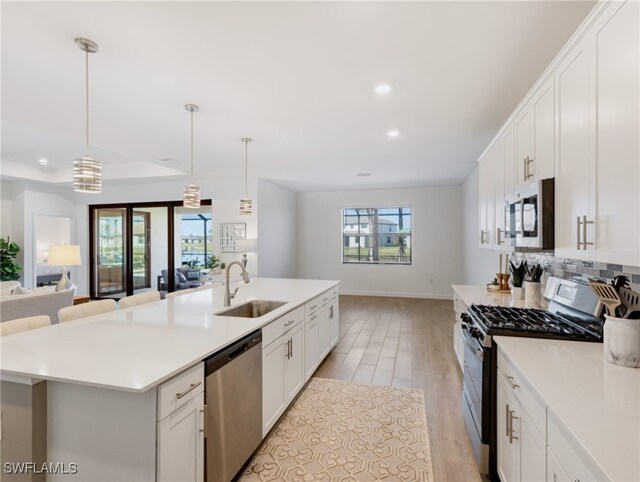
241, 378, 434, 482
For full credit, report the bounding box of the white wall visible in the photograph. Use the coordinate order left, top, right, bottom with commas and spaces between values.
296, 186, 464, 299
462, 166, 501, 284
257, 179, 297, 278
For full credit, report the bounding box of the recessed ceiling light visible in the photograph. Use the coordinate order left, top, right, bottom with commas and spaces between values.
374, 83, 392, 95
356, 173, 371, 177
387, 130, 400, 138
38, 158, 49, 166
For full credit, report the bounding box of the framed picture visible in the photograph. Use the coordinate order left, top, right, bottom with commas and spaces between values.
220, 223, 246, 253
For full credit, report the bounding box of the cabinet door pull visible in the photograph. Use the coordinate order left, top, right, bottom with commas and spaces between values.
290, 338, 293, 358
577, 216, 583, 250
506, 375, 520, 389
200, 408, 206, 436
505, 404, 510, 436
284, 319, 295, 327
176, 381, 202, 399
496, 227, 503, 246
582, 215, 594, 250
509, 411, 519, 444
310, 314, 317, 321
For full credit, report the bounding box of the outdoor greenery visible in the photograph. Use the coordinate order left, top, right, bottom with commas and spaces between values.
343, 246, 411, 262
0, 236, 22, 281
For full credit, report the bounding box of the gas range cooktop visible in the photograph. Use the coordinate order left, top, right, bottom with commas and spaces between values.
467, 304, 603, 341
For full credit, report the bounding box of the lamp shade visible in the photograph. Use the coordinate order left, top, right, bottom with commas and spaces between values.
48, 245, 82, 266
235, 239, 256, 253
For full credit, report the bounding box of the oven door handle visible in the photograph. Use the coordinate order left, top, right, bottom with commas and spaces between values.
463, 335, 484, 361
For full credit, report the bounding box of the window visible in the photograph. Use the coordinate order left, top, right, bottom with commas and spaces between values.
342, 207, 412, 264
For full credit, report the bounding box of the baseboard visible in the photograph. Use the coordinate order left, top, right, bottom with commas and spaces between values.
338, 290, 453, 301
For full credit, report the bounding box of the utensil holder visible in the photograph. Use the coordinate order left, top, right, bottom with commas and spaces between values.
524, 281, 541, 307
604, 315, 640, 368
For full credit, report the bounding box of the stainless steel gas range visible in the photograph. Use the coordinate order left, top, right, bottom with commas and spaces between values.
460, 277, 603, 481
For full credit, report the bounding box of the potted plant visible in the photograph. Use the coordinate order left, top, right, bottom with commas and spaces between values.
510, 260, 527, 300
0, 236, 22, 281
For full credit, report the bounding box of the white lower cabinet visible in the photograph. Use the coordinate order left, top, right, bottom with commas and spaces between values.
262, 317, 305, 436
157, 392, 205, 482
329, 297, 339, 348
262, 337, 286, 436
497, 355, 545, 482
305, 311, 319, 379
156, 364, 205, 482
284, 323, 305, 402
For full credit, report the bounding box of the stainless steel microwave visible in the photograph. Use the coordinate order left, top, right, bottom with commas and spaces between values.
504, 178, 554, 250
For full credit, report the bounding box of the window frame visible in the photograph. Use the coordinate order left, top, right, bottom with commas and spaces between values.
341, 206, 412, 265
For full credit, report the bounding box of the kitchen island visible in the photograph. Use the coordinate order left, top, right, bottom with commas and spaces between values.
0, 278, 340, 482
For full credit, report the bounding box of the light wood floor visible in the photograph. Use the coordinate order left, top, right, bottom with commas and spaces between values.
315, 295, 482, 482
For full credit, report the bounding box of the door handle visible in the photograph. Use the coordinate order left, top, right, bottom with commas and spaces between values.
496, 227, 503, 246
509, 410, 519, 444
199, 407, 206, 436
577, 216, 582, 250
506, 375, 520, 389
505, 404, 510, 437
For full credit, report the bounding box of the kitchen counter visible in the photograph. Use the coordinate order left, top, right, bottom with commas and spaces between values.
494, 336, 640, 482
452, 284, 546, 309
0, 278, 339, 393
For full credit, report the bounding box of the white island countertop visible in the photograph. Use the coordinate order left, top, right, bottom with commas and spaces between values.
494, 336, 640, 482
0, 278, 339, 393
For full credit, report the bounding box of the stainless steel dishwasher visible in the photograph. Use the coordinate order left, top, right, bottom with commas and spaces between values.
205, 330, 262, 482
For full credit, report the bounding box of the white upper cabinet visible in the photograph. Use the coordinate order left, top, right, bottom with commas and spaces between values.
479, 148, 495, 249
556, 0, 639, 265
503, 122, 516, 196
554, 35, 592, 261
532, 76, 555, 182
590, 0, 640, 266
515, 75, 555, 186
493, 135, 507, 249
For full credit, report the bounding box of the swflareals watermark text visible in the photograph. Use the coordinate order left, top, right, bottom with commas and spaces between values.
3, 462, 78, 475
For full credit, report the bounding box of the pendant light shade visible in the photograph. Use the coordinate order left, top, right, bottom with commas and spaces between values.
240, 137, 253, 216
73, 38, 102, 193
184, 104, 201, 208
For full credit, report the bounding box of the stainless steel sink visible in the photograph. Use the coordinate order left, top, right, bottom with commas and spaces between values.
215, 300, 287, 318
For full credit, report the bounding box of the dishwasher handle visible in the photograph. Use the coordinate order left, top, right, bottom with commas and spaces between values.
205, 330, 262, 376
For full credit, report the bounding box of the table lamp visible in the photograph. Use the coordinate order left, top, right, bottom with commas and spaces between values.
235, 239, 256, 269
48, 245, 81, 291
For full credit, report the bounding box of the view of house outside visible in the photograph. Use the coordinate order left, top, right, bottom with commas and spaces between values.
342, 207, 412, 264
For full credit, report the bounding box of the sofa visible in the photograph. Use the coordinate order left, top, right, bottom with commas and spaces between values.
0, 285, 74, 324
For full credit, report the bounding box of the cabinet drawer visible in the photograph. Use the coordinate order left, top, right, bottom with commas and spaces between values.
548, 412, 607, 482
319, 290, 334, 307
158, 362, 204, 421
497, 349, 546, 440
263, 305, 305, 348
305, 296, 322, 317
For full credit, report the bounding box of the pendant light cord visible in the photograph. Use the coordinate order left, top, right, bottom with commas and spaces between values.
244, 139, 248, 196
190, 109, 194, 180
85, 49, 89, 156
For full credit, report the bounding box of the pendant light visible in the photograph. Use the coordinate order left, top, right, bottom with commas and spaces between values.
73, 38, 102, 193
183, 104, 201, 208
240, 137, 253, 216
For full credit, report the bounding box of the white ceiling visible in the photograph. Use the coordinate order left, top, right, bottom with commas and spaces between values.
1, 1, 595, 192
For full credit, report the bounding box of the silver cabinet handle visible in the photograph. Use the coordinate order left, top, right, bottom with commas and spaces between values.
310, 304, 318, 310
509, 410, 519, 444
329, 306, 334, 319
199, 408, 206, 435
496, 227, 503, 246
505, 404, 510, 436
524, 156, 534, 180
290, 338, 293, 358
506, 375, 520, 389
284, 319, 295, 327
523, 157, 528, 182
581, 215, 594, 250
577, 216, 582, 250
480, 230, 487, 245
176, 381, 202, 399
310, 314, 317, 321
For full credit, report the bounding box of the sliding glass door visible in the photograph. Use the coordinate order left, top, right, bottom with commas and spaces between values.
90, 201, 211, 299
94, 208, 127, 297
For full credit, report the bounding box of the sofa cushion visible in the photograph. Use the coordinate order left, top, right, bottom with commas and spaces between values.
11, 286, 32, 295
